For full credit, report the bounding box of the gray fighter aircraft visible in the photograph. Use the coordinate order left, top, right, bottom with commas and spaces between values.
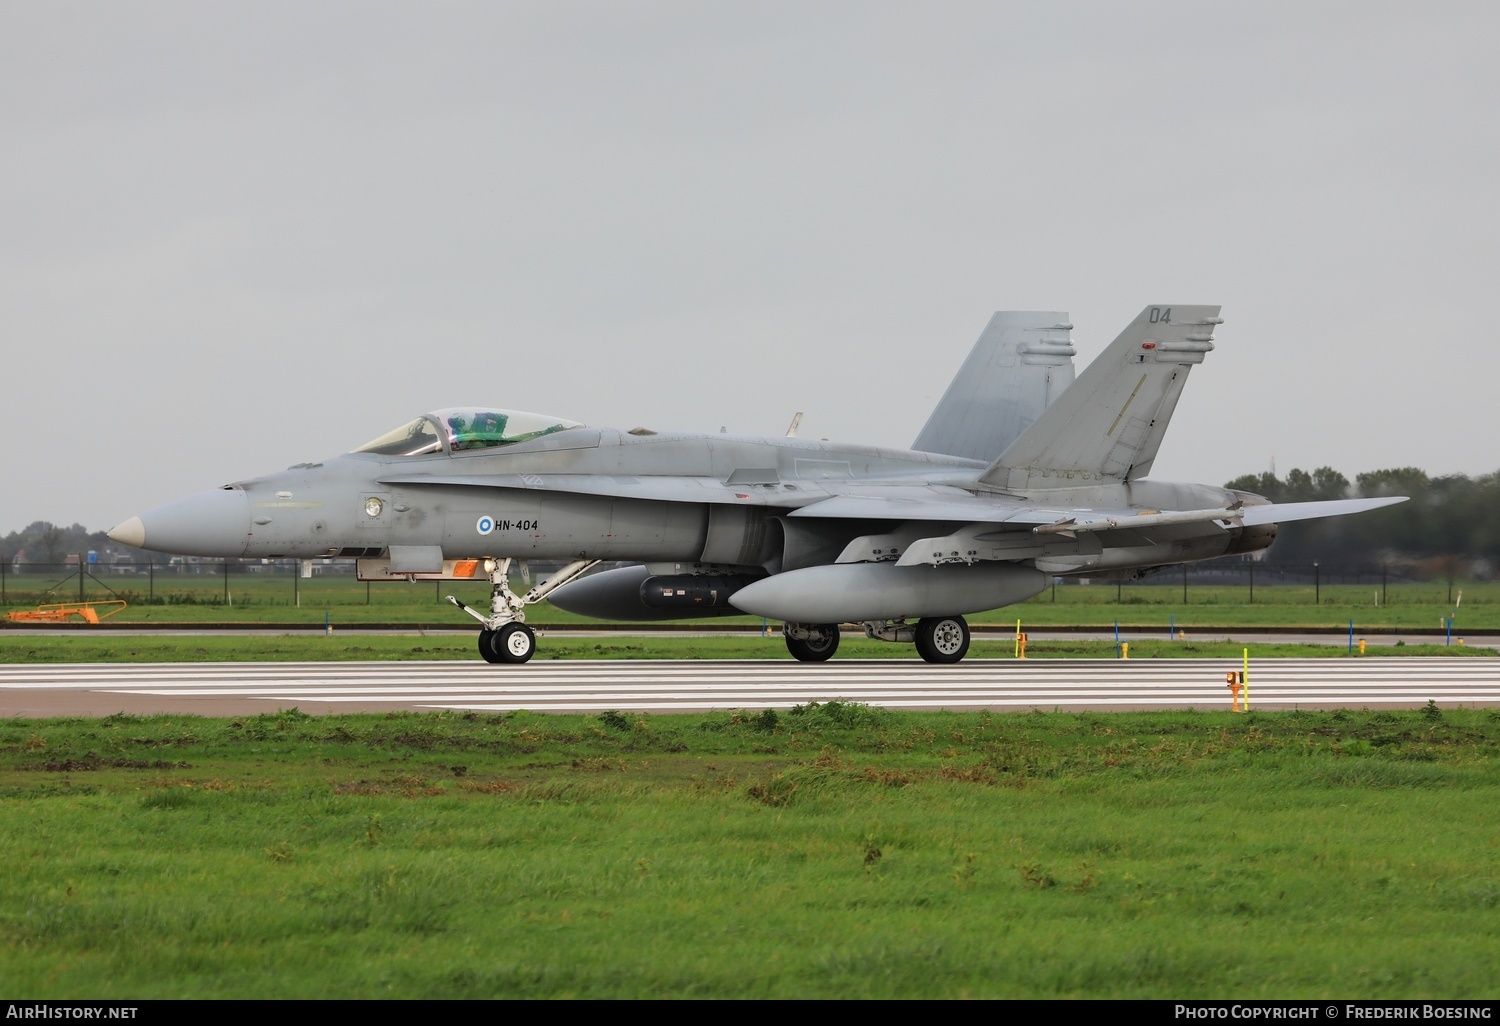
109, 305, 1404, 664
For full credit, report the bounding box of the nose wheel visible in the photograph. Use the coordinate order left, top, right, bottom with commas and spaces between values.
478, 623, 537, 664
478, 628, 502, 664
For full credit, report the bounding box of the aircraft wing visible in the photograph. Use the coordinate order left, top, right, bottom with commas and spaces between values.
792, 493, 1409, 569
787, 491, 1061, 523
1234, 497, 1406, 525
791, 492, 1406, 526
383, 473, 1407, 529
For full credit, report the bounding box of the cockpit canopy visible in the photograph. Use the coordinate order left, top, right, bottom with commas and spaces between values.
352, 408, 583, 457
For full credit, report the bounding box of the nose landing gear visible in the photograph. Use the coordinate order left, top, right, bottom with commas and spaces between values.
859, 615, 972, 663
451, 557, 600, 664
914, 615, 971, 664
784, 622, 841, 662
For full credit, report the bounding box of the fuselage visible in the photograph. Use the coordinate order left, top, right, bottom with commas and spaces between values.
112, 417, 1270, 578
115, 425, 963, 558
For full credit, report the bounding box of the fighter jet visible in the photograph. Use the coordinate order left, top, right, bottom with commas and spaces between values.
109, 305, 1404, 664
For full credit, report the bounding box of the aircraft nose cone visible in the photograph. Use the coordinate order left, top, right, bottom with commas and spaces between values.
109, 488, 252, 557
107, 516, 147, 548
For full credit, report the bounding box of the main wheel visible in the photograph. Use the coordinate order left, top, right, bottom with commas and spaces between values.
785, 623, 840, 662
477, 628, 504, 664
915, 615, 970, 664
495, 622, 537, 664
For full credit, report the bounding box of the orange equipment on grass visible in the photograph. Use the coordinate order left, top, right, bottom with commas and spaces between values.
5, 600, 127, 624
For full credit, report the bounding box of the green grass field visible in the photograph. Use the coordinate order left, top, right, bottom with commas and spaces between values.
2, 704, 1497, 998
5, 574, 1493, 664
3, 573, 1494, 632
4, 572, 1493, 998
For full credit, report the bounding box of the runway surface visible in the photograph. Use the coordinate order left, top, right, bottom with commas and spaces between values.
1, 657, 1497, 716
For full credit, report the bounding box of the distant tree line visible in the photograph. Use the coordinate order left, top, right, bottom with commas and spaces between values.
4, 464, 1497, 580
1, 521, 113, 568
1224, 466, 1498, 576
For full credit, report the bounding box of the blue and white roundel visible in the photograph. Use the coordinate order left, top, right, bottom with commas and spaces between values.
476, 515, 495, 535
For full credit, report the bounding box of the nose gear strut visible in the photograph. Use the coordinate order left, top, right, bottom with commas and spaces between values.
447, 557, 601, 663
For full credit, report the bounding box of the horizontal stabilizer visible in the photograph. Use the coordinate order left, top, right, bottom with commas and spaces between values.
980, 305, 1221, 491
912, 312, 1076, 462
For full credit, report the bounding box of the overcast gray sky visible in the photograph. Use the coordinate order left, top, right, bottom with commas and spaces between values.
4, 1, 1497, 537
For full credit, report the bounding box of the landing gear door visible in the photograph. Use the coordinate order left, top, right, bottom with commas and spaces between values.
357, 556, 487, 582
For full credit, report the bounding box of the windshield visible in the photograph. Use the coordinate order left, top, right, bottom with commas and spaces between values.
438, 408, 583, 452
352, 416, 445, 456
353, 409, 583, 457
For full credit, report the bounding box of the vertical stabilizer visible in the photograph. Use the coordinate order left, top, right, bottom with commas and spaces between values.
912, 312, 1076, 463
978, 305, 1221, 491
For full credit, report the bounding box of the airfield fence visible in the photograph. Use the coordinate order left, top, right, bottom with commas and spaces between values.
0, 558, 458, 610
0, 557, 1467, 611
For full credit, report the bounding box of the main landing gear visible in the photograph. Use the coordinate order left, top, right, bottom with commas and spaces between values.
449, 557, 600, 664
913, 615, 970, 664
785, 615, 972, 664
783, 622, 841, 662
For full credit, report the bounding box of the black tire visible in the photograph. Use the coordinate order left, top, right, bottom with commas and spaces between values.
785, 623, 840, 662
478, 628, 504, 664
495, 622, 537, 664
915, 615, 970, 664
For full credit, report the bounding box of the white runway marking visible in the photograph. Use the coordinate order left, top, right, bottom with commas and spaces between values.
1, 658, 1497, 714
